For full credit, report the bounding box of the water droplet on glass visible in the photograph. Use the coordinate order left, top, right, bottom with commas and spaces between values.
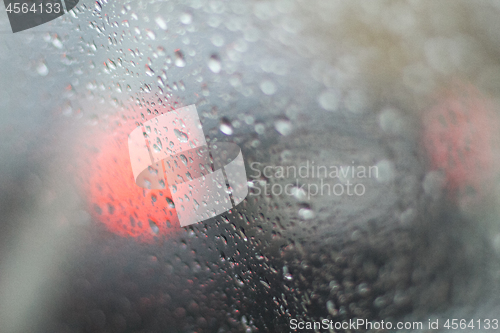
155, 16, 167, 30
36, 61, 49, 76
210, 34, 224, 47
145, 64, 155, 76
274, 118, 292, 136
298, 207, 315, 220
149, 219, 159, 234
260, 280, 271, 289
157, 76, 165, 87
220, 118, 233, 135
174, 50, 186, 67
62, 102, 73, 116
260, 80, 277, 95
283, 266, 293, 280
327, 301, 338, 316
107, 59, 117, 70
157, 46, 166, 56
235, 275, 245, 287
153, 137, 162, 153
52, 35, 63, 49
356, 283, 371, 296
378, 107, 405, 135
319, 90, 340, 111
179, 12, 193, 25
208, 55, 221, 73
290, 186, 307, 201
166, 197, 175, 208
145, 29, 156, 40
254, 123, 265, 135
174, 129, 188, 142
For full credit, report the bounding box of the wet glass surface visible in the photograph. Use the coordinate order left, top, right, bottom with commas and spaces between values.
1, 1, 500, 332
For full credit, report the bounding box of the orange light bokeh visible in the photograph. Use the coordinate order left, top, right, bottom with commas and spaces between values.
76, 113, 182, 242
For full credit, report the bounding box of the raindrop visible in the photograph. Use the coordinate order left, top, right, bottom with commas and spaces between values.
260, 280, 271, 289
174, 129, 188, 142
107, 59, 117, 70
174, 50, 186, 67
235, 275, 244, 287
52, 35, 63, 49
155, 16, 168, 30
62, 102, 73, 116
298, 206, 315, 220
210, 34, 224, 47
145, 64, 155, 76
318, 90, 340, 111
244, 115, 254, 125
145, 29, 156, 40
260, 80, 276, 95
157, 76, 165, 87
274, 118, 292, 136
219, 118, 233, 135
283, 266, 293, 280
254, 123, 265, 135
166, 197, 175, 208
356, 283, 371, 296
36, 61, 49, 76
239, 228, 248, 242
179, 12, 193, 25
327, 301, 338, 316
374, 296, 388, 308
156, 46, 166, 56
208, 55, 221, 73
153, 137, 162, 152
149, 219, 159, 234
290, 186, 307, 201
378, 107, 405, 135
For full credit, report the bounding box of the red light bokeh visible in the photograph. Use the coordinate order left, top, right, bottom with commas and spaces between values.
76, 113, 182, 242
422, 81, 500, 207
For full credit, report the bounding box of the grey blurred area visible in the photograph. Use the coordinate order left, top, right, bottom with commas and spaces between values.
1, 0, 500, 332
